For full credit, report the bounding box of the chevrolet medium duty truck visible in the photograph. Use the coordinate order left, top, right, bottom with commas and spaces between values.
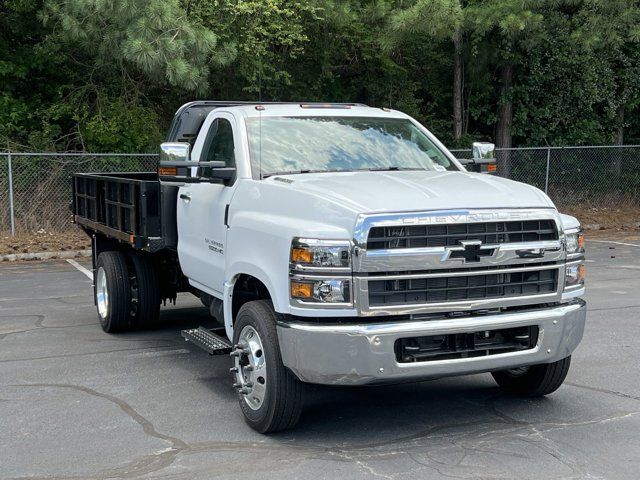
72, 101, 586, 432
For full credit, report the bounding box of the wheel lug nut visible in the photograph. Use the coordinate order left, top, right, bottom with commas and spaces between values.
230, 367, 238, 373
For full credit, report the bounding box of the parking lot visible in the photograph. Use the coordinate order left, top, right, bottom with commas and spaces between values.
1, 237, 639, 480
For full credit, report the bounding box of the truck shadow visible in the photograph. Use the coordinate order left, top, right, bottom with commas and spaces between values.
292, 379, 514, 440
142, 305, 545, 444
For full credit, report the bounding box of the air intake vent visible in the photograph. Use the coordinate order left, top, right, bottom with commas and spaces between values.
367, 220, 558, 250
368, 267, 558, 307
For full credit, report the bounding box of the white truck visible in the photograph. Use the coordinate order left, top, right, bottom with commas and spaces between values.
72, 101, 586, 432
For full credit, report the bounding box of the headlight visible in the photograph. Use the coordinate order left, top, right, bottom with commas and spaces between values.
565, 262, 585, 288
565, 230, 584, 254
290, 238, 353, 306
290, 278, 351, 303
290, 238, 351, 270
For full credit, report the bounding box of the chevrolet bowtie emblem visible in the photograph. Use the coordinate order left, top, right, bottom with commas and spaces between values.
443, 240, 499, 263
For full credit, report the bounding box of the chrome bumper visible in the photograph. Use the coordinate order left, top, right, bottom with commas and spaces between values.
277, 300, 586, 386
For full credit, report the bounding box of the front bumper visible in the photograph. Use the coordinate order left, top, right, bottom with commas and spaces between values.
277, 300, 586, 386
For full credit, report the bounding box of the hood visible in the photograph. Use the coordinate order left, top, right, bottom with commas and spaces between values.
266, 170, 554, 214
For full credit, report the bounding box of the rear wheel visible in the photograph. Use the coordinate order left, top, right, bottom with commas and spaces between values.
128, 253, 160, 326
95, 251, 133, 333
492, 356, 571, 396
231, 300, 304, 433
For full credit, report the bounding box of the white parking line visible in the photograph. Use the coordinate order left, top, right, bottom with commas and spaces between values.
66, 259, 93, 280
588, 239, 640, 247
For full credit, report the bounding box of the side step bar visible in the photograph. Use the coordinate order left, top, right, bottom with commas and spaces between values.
181, 327, 232, 355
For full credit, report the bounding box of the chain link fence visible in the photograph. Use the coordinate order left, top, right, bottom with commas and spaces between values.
1, 146, 639, 234
0, 153, 157, 234
450, 146, 640, 213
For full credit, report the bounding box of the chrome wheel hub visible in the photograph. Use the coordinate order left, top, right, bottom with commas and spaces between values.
96, 267, 109, 319
231, 326, 267, 410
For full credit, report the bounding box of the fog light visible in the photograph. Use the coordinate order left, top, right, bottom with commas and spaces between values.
291, 281, 313, 299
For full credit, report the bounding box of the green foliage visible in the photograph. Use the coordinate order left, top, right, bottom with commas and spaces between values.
40, 0, 227, 92
0, 0, 639, 152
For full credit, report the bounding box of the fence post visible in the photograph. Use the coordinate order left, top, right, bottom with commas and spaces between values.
7, 150, 15, 236
544, 147, 551, 194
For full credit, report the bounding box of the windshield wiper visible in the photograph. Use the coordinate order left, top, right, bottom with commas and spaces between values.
262, 167, 424, 178
365, 167, 424, 172
263, 168, 357, 178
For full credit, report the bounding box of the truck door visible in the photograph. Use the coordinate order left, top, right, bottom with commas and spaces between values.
176, 114, 238, 296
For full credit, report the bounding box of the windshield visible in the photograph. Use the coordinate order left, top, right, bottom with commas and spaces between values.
245, 116, 458, 177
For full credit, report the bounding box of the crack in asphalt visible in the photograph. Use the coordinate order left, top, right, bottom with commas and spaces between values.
10, 384, 188, 480
0, 315, 98, 340
588, 304, 640, 312
566, 381, 640, 402
0, 345, 177, 364
0, 294, 88, 303
5, 384, 639, 480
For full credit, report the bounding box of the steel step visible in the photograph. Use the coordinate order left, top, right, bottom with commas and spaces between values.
181, 327, 232, 355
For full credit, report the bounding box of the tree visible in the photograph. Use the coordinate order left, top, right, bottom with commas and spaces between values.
384, 0, 463, 141
190, 0, 320, 99
573, 0, 640, 145
464, 1, 543, 150
41, 0, 228, 92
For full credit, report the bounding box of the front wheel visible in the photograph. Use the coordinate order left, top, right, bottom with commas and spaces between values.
492, 356, 571, 396
231, 300, 304, 433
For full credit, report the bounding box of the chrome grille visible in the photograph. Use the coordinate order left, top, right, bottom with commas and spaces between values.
368, 266, 558, 307
367, 220, 558, 250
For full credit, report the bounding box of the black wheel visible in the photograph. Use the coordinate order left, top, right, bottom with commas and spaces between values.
128, 253, 160, 326
492, 356, 571, 396
231, 300, 304, 433
95, 251, 133, 333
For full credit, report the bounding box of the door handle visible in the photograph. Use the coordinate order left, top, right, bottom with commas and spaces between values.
179, 193, 191, 202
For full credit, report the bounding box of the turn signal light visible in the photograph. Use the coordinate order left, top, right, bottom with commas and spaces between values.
291, 247, 314, 264
158, 166, 177, 176
291, 281, 313, 299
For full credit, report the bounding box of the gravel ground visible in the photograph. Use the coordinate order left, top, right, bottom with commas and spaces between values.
0, 237, 639, 479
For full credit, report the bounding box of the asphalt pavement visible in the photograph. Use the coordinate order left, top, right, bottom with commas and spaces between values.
1, 237, 639, 480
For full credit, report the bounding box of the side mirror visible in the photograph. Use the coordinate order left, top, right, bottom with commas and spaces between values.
471, 142, 497, 174
158, 141, 236, 184
472, 142, 495, 160
158, 142, 190, 177
160, 142, 190, 163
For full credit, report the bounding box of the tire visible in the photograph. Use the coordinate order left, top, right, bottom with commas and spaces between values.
128, 253, 160, 326
232, 300, 304, 433
492, 356, 571, 397
95, 251, 133, 333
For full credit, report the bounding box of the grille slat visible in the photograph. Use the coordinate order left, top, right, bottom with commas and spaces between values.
367, 220, 558, 250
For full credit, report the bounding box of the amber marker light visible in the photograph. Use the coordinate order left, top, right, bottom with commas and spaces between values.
291, 281, 313, 299
158, 166, 177, 176
291, 247, 314, 264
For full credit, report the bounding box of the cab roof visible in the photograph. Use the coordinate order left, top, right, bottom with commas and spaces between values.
166, 101, 406, 143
